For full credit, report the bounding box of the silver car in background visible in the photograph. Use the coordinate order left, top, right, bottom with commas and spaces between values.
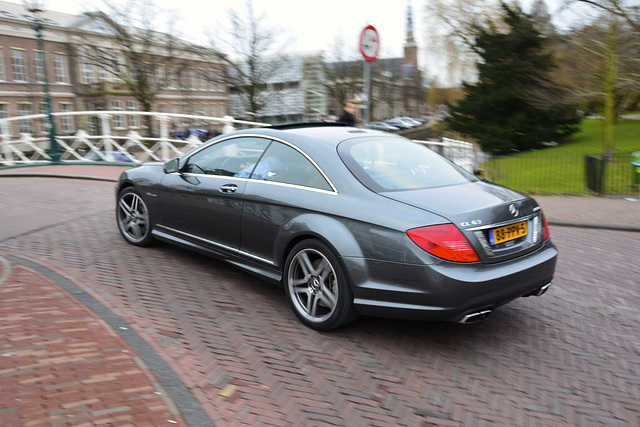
116, 124, 557, 330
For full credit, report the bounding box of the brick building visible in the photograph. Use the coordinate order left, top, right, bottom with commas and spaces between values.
0, 0, 228, 137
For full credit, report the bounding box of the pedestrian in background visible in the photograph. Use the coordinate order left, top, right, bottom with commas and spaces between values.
339, 99, 358, 127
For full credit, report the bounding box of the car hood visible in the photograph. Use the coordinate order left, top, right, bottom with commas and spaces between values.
380, 181, 536, 228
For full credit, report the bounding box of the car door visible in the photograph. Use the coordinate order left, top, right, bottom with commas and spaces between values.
156, 136, 270, 252
241, 140, 335, 263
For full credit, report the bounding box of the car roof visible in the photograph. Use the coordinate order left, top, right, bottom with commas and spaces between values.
233, 123, 398, 148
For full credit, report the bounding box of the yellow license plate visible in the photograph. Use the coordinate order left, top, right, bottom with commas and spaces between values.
489, 221, 528, 245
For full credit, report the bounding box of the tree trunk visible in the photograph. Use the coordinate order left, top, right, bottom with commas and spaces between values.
602, 16, 618, 161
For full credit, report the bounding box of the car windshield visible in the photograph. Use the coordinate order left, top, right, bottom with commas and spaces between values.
339, 137, 477, 191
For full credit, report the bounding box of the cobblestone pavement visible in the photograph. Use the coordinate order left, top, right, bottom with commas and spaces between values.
1, 172, 639, 426
0, 258, 187, 426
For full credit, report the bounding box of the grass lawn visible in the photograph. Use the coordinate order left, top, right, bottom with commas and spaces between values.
560, 117, 640, 152
484, 118, 640, 195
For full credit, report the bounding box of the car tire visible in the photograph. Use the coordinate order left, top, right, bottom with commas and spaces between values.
116, 187, 154, 246
284, 239, 358, 330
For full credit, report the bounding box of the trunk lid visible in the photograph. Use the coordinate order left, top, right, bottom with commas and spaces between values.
382, 181, 547, 263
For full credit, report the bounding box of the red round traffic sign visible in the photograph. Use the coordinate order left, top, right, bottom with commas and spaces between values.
359, 25, 380, 62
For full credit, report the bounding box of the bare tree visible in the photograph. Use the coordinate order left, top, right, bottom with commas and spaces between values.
572, 0, 640, 30
323, 34, 362, 116
422, 0, 506, 85
71, 0, 192, 134
206, 0, 292, 120
530, 0, 556, 35
560, 0, 640, 155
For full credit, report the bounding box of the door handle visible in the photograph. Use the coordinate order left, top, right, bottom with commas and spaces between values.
219, 184, 238, 193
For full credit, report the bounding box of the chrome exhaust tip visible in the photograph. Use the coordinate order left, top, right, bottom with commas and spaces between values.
524, 282, 552, 297
534, 282, 552, 296
458, 309, 493, 324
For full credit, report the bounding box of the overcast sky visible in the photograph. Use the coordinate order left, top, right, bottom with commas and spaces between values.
8, 0, 415, 58
7, 0, 580, 59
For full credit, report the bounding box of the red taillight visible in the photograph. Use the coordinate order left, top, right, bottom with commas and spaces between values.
542, 212, 550, 241
407, 224, 480, 263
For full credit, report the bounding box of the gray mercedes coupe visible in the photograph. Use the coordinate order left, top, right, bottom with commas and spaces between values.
115, 123, 557, 330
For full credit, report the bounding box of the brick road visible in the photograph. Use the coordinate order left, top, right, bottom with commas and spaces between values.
0, 260, 187, 427
1, 174, 639, 426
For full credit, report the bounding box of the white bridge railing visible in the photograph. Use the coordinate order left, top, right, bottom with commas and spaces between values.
414, 138, 479, 173
0, 111, 477, 173
0, 111, 265, 166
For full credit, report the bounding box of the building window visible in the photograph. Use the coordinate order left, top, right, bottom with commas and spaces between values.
217, 71, 225, 91
0, 103, 7, 119
167, 66, 175, 89
209, 71, 215, 91
127, 100, 139, 127
188, 68, 195, 89
59, 103, 73, 133
112, 100, 124, 128
80, 48, 93, 84
0, 49, 5, 81
212, 70, 222, 91
39, 103, 48, 133
177, 69, 186, 89
11, 49, 27, 81
97, 63, 108, 82
156, 64, 163, 87
34, 50, 45, 83
197, 69, 204, 90
53, 53, 68, 83
18, 103, 33, 133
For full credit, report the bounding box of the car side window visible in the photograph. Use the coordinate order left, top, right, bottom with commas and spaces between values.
184, 137, 269, 176
249, 141, 332, 191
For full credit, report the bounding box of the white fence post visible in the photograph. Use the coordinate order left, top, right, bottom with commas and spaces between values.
222, 116, 235, 134
1, 119, 13, 166
157, 115, 171, 160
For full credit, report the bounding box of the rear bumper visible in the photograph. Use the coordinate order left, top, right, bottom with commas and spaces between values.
349, 242, 558, 322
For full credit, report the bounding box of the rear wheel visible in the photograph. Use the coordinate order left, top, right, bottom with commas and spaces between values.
284, 239, 358, 330
116, 187, 154, 246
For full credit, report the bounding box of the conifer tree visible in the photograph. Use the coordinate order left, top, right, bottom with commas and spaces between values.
448, 4, 580, 151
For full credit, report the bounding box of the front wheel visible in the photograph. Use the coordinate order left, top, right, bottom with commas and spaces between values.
116, 187, 154, 246
283, 239, 358, 330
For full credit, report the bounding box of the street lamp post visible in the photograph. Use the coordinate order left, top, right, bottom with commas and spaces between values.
22, 0, 60, 163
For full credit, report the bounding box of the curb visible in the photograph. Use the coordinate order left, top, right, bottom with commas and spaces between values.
0, 255, 13, 287
0, 172, 118, 182
548, 220, 640, 233
5, 255, 216, 427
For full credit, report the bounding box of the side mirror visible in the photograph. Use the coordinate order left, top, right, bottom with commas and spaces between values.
164, 158, 180, 174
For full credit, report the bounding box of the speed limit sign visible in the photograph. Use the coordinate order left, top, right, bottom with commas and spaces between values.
359, 25, 380, 62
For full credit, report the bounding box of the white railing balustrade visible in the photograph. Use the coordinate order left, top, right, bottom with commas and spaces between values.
0, 111, 266, 166
0, 111, 478, 173
414, 138, 478, 173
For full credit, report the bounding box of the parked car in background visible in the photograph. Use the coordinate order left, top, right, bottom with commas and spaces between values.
116, 123, 557, 330
395, 117, 423, 128
383, 118, 412, 130
367, 121, 401, 132
173, 128, 210, 141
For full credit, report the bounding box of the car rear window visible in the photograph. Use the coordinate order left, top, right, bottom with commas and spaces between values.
339, 137, 477, 191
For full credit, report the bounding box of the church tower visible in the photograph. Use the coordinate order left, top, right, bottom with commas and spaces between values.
403, 1, 418, 67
